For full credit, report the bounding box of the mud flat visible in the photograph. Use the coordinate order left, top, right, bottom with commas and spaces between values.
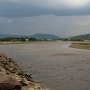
70, 42, 90, 50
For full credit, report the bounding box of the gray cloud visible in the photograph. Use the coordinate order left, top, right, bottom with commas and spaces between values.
0, 0, 90, 17
0, 1, 90, 37
0, 15, 90, 36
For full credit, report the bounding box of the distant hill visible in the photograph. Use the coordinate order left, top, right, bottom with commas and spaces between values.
30, 34, 60, 39
0, 34, 14, 38
0, 33, 60, 39
70, 34, 90, 40
0, 34, 26, 38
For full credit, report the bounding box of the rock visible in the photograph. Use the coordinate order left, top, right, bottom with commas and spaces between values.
20, 78, 30, 86
0, 83, 21, 90
22, 86, 35, 90
0, 75, 21, 90
0, 53, 8, 59
0, 54, 49, 90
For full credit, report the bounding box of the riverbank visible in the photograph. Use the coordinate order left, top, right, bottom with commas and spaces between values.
0, 41, 58, 45
70, 42, 90, 50
0, 53, 49, 90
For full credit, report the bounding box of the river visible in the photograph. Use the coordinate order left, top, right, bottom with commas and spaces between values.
0, 41, 90, 90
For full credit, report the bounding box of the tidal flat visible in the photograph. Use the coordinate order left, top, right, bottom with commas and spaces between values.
70, 42, 90, 50
0, 41, 90, 90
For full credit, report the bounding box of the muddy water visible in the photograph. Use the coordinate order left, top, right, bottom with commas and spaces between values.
0, 42, 90, 90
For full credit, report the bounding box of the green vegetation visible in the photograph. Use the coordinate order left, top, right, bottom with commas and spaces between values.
63, 34, 90, 41
70, 34, 90, 40
63, 38, 84, 41
0, 37, 38, 42
0, 37, 63, 44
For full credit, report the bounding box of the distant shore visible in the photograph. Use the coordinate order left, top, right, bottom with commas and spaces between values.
0, 40, 59, 45
70, 42, 90, 50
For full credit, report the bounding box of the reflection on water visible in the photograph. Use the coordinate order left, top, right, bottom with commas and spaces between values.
0, 42, 90, 90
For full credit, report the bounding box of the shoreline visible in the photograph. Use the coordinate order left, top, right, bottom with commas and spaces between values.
0, 53, 49, 90
0, 41, 58, 45
70, 42, 90, 50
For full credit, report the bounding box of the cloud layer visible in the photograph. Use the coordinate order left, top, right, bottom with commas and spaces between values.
2, 0, 89, 8
0, 15, 90, 36
0, 0, 90, 17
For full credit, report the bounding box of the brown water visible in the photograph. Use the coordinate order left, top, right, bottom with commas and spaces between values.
0, 41, 90, 90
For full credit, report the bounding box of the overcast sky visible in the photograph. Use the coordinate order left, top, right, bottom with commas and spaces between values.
0, 0, 90, 36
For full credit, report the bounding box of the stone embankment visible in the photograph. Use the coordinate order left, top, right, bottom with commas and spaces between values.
0, 53, 48, 90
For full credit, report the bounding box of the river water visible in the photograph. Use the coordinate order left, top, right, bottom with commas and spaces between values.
0, 41, 90, 90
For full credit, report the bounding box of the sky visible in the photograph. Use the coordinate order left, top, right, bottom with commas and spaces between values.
0, 0, 90, 37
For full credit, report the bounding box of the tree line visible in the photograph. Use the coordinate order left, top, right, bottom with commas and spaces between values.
0, 37, 59, 42
0, 37, 38, 42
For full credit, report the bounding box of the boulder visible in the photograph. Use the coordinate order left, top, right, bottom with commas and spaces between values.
0, 75, 21, 90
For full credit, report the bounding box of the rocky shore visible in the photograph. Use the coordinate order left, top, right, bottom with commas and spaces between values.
0, 53, 49, 90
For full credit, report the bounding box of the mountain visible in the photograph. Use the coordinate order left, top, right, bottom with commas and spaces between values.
70, 34, 90, 40
0, 34, 12, 38
0, 34, 26, 38
30, 34, 60, 39
0, 33, 60, 39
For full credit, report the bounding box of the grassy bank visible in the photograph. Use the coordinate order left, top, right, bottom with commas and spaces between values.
0, 40, 58, 45
0, 41, 36, 45
70, 42, 90, 50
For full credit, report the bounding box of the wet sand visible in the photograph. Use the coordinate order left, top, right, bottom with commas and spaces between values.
0, 41, 90, 90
